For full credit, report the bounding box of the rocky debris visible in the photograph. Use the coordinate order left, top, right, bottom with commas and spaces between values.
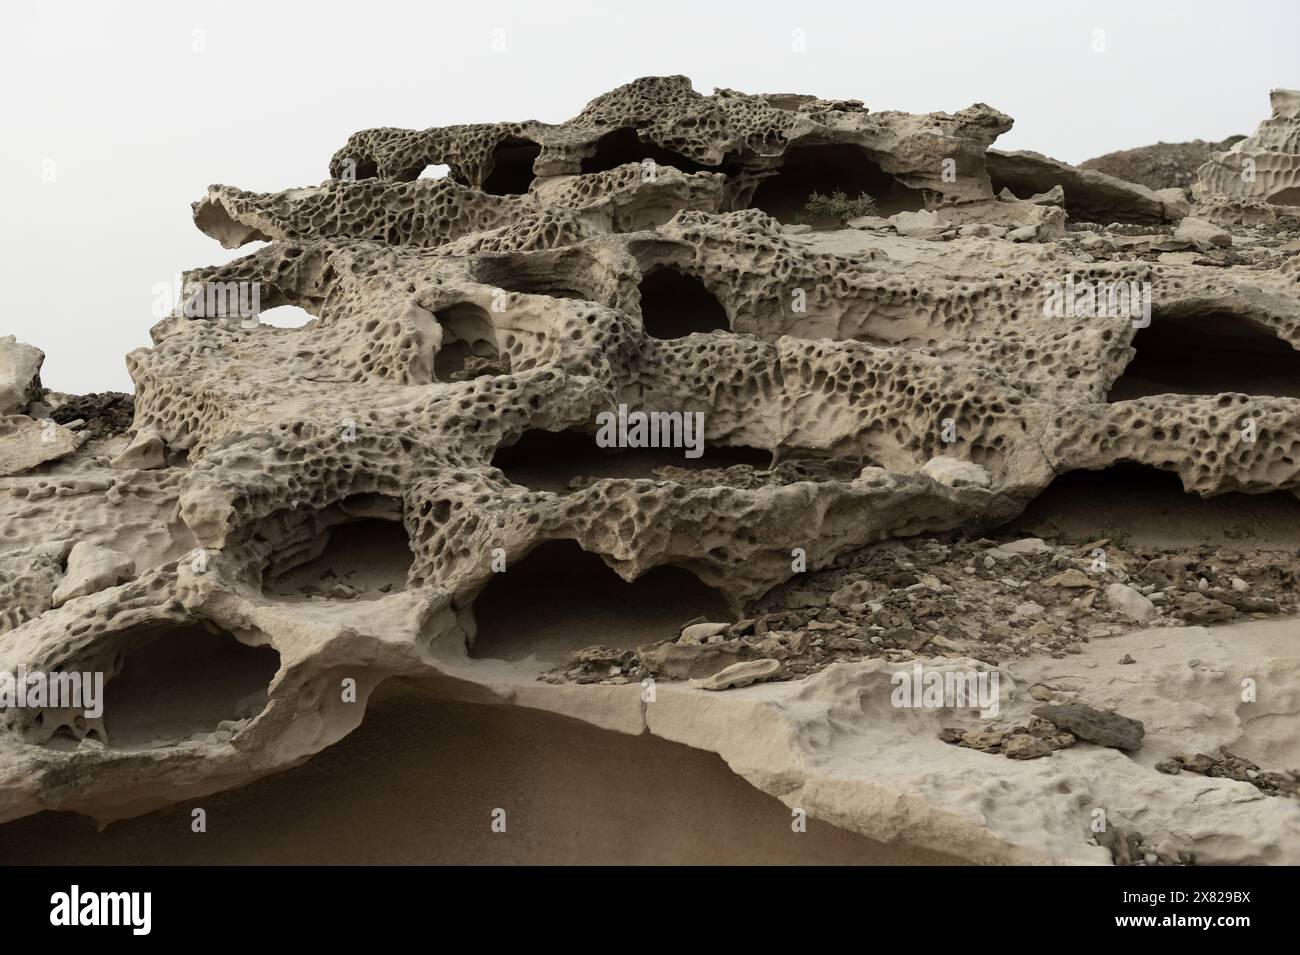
939, 715, 1074, 760
1168, 748, 1300, 799
633, 636, 752, 682
51, 541, 136, 607
1095, 825, 1193, 866
42, 390, 134, 439
548, 646, 639, 684
1081, 137, 1244, 192
690, 658, 783, 690
547, 531, 1297, 686
1030, 703, 1144, 751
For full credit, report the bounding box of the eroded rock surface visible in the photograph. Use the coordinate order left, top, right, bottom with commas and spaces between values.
2, 77, 1299, 865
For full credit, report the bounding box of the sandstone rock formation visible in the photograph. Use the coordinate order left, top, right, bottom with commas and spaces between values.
1, 77, 1298, 865
1195, 88, 1300, 225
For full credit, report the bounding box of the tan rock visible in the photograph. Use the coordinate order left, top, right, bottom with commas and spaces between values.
689, 658, 783, 691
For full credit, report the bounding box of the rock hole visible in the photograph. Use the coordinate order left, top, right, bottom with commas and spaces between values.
482, 136, 541, 195
470, 256, 593, 301
638, 266, 730, 338
254, 305, 316, 329
1003, 463, 1300, 548
433, 303, 505, 381
1108, 311, 1300, 400
580, 126, 737, 176
102, 622, 280, 749
467, 540, 732, 662
750, 143, 925, 222
491, 428, 772, 493
264, 495, 413, 600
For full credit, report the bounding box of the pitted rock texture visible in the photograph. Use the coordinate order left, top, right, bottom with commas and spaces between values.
1195, 89, 1300, 223
2, 77, 1299, 865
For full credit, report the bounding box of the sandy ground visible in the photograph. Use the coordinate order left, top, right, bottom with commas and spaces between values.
0, 684, 961, 865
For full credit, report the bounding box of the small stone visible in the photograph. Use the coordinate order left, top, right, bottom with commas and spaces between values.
1174, 592, 1236, 624
1031, 703, 1145, 751
111, 427, 168, 470
889, 209, 946, 238
1118, 653, 1136, 665
1175, 753, 1218, 774
1105, 583, 1155, 622
1045, 569, 1095, 589
1003, 734, 1052, 759
1173, 216, 1231, 250
679, 621, 731, 645
1155, 758, 1182, 775
959, 728, 1005, 752
689, 658, 783, 691
989, 537, 1052, 556
921, 455, 991, 488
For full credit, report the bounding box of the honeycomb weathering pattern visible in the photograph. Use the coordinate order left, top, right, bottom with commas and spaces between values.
1196, 88, 1300, 214
2, 77, 1300, 864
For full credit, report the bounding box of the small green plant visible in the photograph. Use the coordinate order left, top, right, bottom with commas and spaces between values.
802, 190, 878, 226
1100, 527, 1131, 550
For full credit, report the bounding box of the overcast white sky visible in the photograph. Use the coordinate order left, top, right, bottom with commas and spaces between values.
3, 0, 1297, 392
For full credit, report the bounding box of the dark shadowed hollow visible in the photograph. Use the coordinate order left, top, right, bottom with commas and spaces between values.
100, 624, 280, 748
750, 143, 927, 222
264, 517, 413, 599
0, 688, 964, 865
491, 427, 771, 492
433, 302, 500, 381
638, 266, 731, 338
1001, 462, 1300, 548
1108, 311, 1300, 400
482, 136, 541, 195
580, 126, 739, 176
468, 539, 732, 662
